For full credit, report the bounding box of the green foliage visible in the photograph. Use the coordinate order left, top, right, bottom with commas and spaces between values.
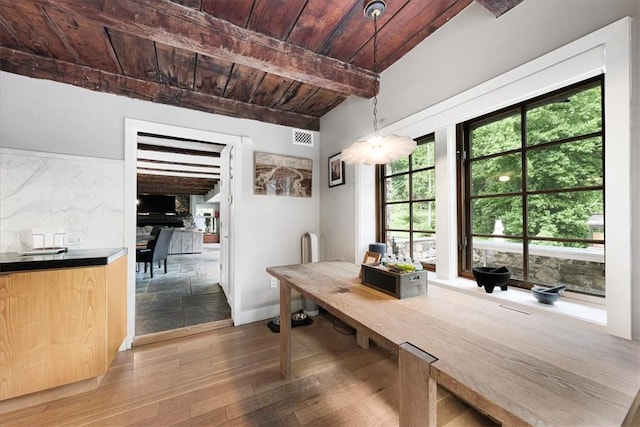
385, 140, 436, 232
471, 111, 521, 158
469, 84, 603, 247
384, 83, 603, 251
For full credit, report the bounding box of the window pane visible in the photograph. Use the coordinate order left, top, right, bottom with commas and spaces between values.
527, 138, 602, 191
387, 203, 410, 230
412, 169, 436, 200
527, 190, 603, 241
413, 232, 436, 264
385, 157, 409, 175
470, 110, 521, 158
461, 78, 604, 292
381, 133, 436, 268
412, 201, 436, 232
472, 237, 523, 281
528, 245, 604, 297
471, 153, 522, 196
527, 84, 602, 146
385, 175, 409, 202
472, 196, 522, 236
412, 141, 435, 169
386, 231, 410, 259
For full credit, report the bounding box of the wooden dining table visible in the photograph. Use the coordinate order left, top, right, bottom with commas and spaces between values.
267, 261, 640, 426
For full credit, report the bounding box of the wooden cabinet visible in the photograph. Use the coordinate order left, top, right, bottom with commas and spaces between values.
203, 233, 219, 243
0, 255, 127, 401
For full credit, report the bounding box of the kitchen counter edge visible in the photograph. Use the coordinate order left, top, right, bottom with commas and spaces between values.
0, 248, 128, 273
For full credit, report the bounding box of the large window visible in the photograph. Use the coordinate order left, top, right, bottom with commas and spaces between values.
378, 134, 436, 269
458, 76, 604, 296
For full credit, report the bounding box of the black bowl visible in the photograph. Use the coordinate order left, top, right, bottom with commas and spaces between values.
472, 266, 511, 293
531, 286, 562, 304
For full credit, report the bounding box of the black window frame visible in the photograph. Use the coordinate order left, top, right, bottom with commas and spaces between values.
457, 75, 605, 293
376, 133, 436, 271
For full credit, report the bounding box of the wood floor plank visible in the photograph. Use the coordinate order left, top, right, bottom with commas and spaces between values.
190, 385, 255, 418
1, 313, 496, 427
294, 373, 393, 425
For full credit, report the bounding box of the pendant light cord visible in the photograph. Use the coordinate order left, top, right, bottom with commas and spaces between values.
372, 15, 379, 134
341, 1, 417, 165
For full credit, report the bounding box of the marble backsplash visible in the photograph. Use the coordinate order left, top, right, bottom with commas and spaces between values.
0, 147, 124, 252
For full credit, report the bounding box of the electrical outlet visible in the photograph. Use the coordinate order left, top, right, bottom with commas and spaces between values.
270, 277, 278, 289
67, 235, 82, 245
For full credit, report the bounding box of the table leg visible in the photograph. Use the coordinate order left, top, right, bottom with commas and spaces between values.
356, 329, 370, 349
399, 342, 437, 427
279, 281, 292, 379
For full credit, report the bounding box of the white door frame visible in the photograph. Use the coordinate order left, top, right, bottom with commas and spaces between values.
219, 144, 233, 310
123, 119, 240, 348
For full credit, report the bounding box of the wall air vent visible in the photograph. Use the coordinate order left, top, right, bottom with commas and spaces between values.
293, 129, 314, 147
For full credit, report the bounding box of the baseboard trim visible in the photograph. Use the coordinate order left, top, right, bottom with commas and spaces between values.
132, 318, 233, 347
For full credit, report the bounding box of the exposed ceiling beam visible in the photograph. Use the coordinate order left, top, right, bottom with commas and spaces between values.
137, 169, 220, 179
137, 161, 219, 174
0, 47, 320, 130
136, 149, 220, 166
27, 0, 377, 98
137, 175, 216, 195
137, 135, 224, 153
475, 0, 524, 17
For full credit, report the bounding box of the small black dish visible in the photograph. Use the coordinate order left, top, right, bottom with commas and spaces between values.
531, 285, 565, 305
472, 266, 512, 293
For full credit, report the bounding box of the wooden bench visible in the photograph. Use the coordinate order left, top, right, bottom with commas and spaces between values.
268, 261, 640, 426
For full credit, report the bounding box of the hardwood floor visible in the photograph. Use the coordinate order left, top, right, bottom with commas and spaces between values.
1, 314, 497, 426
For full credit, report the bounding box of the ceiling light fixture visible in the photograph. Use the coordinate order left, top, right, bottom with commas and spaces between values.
341, 0, 416, 165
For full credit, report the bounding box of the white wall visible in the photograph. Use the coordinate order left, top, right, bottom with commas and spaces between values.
319, 1, 640, 338
229, 132, 320, 325
0, 72, 319, 333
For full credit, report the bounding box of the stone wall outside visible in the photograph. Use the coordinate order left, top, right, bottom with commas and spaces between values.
390, 237, 605, 296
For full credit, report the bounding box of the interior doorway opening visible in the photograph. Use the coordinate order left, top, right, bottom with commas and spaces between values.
124, 119, 239, 348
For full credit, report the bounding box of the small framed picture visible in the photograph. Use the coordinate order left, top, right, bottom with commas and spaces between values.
359, 251, 382, 278
362, 251, 382, 265
328, 152, 345, 187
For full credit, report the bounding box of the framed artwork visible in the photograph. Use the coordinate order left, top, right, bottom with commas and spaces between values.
254, 151, 312, 197
328, 152, 345, 187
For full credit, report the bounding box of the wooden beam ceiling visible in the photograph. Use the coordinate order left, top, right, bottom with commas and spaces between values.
137, 174, 216, 195
0, 46, 320, 130
136, 133, 221, 196
24, 0, 377, 98
0, 0, 525, 136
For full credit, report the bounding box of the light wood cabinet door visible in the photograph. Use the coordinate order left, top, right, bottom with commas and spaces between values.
0, 256, 126, 401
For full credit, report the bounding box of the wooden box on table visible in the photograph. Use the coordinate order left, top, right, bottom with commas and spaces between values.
361, 264, 427, 299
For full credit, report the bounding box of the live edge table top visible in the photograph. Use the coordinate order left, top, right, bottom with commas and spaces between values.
267, 261, 640, 426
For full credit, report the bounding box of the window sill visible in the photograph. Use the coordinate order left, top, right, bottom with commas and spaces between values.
428, 274, 606, 330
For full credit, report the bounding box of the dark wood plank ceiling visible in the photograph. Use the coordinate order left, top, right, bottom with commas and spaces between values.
0, 0, 522, 195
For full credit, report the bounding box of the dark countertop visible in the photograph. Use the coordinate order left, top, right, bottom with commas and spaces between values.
0, 248, 128, 273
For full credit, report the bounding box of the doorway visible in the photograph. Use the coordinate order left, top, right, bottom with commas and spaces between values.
124, 120, 239, 348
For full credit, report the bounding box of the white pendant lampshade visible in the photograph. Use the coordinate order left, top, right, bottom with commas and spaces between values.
341, 0, 417, 165
341, 134, 416, 165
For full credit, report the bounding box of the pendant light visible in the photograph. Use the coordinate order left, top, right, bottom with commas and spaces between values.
341, 0, 416, 165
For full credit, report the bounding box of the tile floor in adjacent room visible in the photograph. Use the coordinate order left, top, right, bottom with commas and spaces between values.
135, 243, 231, 336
